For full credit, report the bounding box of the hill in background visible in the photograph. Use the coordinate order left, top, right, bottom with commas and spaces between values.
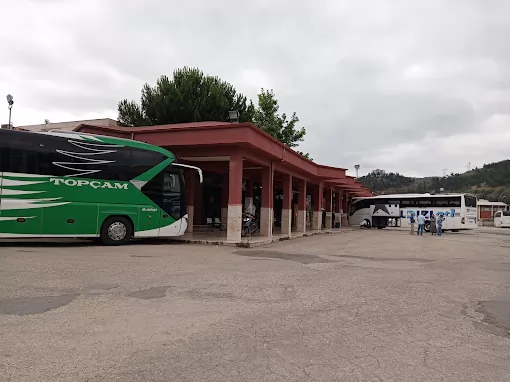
357, 160, 510, 202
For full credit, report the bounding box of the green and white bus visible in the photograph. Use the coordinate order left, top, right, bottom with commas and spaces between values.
0, 128, 202, 245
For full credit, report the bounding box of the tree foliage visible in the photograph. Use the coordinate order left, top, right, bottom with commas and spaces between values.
358, 160, 510, 200
118, 67, 254, 126
117, 68, 311, 159
252, 88, 308, 157
252, 89, 306, 148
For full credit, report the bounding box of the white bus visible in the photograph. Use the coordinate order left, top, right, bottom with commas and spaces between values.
494, 210, 510, 228
349, 193, 478, 232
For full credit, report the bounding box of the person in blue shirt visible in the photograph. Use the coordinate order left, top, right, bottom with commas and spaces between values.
436, 214, 445, 236
416, 212, 426, 236
409, 212, 416, 235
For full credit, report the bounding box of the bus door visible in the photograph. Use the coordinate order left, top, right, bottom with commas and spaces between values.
160, 170, 185, 235
140, 167, 185, 237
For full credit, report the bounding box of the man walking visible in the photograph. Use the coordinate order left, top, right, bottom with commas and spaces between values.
409, 212, 416, 235
417, 212, 426, 236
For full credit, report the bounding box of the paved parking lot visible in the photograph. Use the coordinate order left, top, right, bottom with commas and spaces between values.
1, 228, 510, 381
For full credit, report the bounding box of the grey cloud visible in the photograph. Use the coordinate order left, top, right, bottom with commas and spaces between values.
3, 0, 510, 178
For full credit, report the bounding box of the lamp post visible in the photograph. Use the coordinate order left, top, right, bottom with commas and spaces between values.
354, 164, 360, 178
6, 94, 14, 129
228, 110, 239, 123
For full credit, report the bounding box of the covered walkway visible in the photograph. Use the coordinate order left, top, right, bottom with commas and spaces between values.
76, 121, 373, 244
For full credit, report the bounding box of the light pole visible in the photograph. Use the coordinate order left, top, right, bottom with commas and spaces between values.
498, 195, 505, 202
6, 94, 14, 129
354, 164, 360, 178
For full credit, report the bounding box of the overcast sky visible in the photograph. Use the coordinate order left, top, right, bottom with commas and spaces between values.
2, 0, 510, 177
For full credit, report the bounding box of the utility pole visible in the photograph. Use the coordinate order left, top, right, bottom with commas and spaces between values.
441, 168, 448, 177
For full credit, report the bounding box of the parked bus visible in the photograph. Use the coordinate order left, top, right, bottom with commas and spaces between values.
349, 193, 477, 232
494, 210, 510, 228
0, 128, 202, 245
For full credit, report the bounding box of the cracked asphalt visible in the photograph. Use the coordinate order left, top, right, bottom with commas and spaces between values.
1, 228, 510, 381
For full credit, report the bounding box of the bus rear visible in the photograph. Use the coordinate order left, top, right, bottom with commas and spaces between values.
461, 194, 478, 229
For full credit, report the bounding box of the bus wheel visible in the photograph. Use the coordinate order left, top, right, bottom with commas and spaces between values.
100, 216, 133, 246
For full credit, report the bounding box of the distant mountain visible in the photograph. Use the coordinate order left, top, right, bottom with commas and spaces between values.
357, 160, 510, 201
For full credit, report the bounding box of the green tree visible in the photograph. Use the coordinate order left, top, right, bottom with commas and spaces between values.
118, 67, 254, 126
252, 88, 308, 154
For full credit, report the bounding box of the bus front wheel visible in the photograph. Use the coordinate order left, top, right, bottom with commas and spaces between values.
100, 216, 133, 246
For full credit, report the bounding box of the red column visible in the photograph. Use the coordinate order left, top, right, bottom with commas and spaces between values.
260, 167, 273, 237
227, 154, 243, 242
296, 180, 307, 232
311, 183, 323, 230
281, 174, 292, 235
324, 188, 332, 212
186, 172, 196, 232
343, 192, 349, 226
324, 187, 332, 230
222, 176, 229, 208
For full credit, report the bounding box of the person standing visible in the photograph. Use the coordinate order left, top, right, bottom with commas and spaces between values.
430, 214, 437, 235
436, 214, 445, 236
409, 212, 416, 235
417, 212, 426, 236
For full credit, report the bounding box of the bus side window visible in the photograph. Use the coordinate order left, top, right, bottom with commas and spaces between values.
1, 146, 38, 174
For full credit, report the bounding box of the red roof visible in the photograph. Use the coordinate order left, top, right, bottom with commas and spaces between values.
75, 121, 373, 196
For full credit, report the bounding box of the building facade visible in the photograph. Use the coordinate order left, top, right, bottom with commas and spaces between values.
76, 121, 373, 243
478, 199, 509, 222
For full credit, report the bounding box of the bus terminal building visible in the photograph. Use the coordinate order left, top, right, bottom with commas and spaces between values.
76, 121, 373, 243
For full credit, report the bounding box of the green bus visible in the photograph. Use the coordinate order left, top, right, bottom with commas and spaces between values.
0, 128, 202, 245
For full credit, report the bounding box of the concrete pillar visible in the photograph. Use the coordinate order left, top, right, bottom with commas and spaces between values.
260, 167, 273, 237
334, 190, 342, 228
186, 172, 196, 233
311, 183, 323, 231
342, 192, 349, 226
324, 188, 333, 230
296, 180, 307, 233
227, 154, 243, 242
281, 174, 292, 236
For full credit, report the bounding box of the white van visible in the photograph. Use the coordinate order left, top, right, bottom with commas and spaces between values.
494, 210, 510, 228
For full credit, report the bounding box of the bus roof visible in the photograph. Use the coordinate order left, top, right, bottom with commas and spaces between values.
352, 193, 475, 200
2, 128, 174, 159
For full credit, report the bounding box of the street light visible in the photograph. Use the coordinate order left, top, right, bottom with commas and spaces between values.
228, 110, 239, 123
354, 164, 360, 178
6, 94, 14, 129
498, 195, 506, 202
